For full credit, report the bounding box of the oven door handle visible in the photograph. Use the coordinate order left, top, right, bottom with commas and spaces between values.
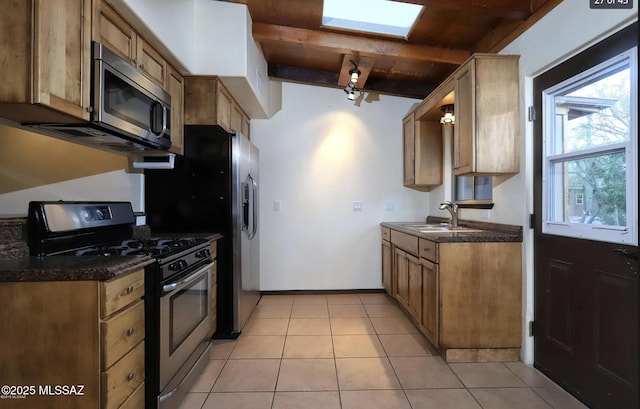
162, 261, 213, 295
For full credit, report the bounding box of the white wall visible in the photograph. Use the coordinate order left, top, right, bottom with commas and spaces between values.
0, 125, 143, 215
500, 0, 637, 364
251, 83, 426, 291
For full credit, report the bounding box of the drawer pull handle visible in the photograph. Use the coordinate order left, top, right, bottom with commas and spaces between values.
125, 285, 134, 294
127, 372, 134, 381
126, 328, 135, 336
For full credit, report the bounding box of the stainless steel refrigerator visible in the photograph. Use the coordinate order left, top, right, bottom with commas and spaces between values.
145, 126, 260, 338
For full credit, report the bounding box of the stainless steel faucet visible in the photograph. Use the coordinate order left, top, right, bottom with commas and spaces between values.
439, 201, 459, 228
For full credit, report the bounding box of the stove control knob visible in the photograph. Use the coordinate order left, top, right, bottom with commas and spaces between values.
195, 249, 211, 259
169, 260, 188, 272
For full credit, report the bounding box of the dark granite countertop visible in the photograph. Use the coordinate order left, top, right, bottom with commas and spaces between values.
0, 255, 155, 282
0, 216, 224, 282
381, 217, 522, 243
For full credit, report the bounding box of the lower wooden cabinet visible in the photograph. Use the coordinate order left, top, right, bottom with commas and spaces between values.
381, 233, 392, 294
382, 226, 522, 362
0, 269, 145, 409
420, 258, 439, 347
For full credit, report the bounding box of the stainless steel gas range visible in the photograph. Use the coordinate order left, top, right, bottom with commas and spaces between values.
27, 201, 213, 409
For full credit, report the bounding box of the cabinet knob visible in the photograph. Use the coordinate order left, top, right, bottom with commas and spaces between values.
126, 285, 134, 294
126, 328, 135, 336
139, 63, 145, 70
127, 372, 134, 381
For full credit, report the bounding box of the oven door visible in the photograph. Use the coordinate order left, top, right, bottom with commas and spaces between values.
159, 261, 212, 389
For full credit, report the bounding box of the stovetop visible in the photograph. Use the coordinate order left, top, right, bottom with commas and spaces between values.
68, 237, 207, 258
26, 201, 212, 281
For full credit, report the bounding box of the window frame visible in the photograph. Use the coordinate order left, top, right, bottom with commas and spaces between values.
541, 47, 638, 245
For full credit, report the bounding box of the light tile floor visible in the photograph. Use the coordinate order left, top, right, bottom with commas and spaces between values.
179, 293, 589, 409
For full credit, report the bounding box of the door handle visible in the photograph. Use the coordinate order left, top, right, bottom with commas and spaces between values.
613, 248, 638, 260
248, 173, 258, 240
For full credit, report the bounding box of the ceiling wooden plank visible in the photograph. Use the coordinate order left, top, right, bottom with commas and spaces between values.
476, 0, 564, 52
410, 0, 532, 19
252, 23, 471, 65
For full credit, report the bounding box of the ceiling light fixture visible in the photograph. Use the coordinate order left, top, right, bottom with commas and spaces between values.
440, 104, 455, 125
344, 82, 357, 101
349, 60, 361, 84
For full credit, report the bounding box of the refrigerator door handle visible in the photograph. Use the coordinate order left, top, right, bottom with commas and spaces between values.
241, 181, 249, 232
248, 173, 258, 240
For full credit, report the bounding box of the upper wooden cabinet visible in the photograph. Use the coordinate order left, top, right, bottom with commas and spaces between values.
167, 66, 184, 155
184, 77, 250, 137
0, 0, 92, 123
403, 112, 443, 191
453, 55, 520, 175
93, 1, 167, 87
406, 54, 520, 179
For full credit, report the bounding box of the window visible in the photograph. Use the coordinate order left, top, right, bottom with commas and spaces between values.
321, 0, 423, 39
455, 175, 493, 205
542, 48, 637, 245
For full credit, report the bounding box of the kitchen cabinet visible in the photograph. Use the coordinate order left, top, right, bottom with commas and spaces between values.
184, 76, 250, 137
402, 112, 442, 191
168, 65, 185, 155
391, 230, 422, 322
382, 224, 522, 362
419, 239, 439, 347
0, 0, 92, 123
0, 269, 145, 409
381, 227, 393, 294
210, 239, 218, 337
453, 55, 520, 175
93, 1, 167, 88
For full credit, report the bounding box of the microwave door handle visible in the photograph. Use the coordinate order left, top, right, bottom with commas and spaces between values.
151, 101, 169, 138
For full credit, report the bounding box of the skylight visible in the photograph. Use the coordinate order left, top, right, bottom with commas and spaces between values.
322, 0, 423, 39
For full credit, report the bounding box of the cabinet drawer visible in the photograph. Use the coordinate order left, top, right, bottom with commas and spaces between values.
391, 230, 418, 254
102, 341, 144, 409
118, 381, 144, 409
381, 227, 391, 241
419, 239, 438, 263
101, 270, 145, 318
101, 300, 145, 369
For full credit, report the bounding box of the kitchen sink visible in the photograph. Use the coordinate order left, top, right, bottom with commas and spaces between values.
400, 223, 483, 233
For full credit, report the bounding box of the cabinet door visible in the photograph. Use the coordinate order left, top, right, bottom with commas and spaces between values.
168, 66, 184, 155
394, 248, 409, 308
95, 1, 137, 63
33, 0, 92, 121
403, 113, 416, 186
216, 84, 233, 133
453, 61, 475, 175
421, 259, 439, 347
136, 37, 166, 87
407, 253, 422, 321
382, 240, 392, 295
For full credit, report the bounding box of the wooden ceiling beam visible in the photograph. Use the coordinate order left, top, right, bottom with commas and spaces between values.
252, 23, 470, 65
267, 63, 434, 99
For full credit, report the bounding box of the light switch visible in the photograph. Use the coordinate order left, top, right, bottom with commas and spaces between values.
352, 201, 363, 212
274, 200, 282, 211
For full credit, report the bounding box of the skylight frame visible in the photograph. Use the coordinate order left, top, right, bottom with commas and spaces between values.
321, 0, 423, 39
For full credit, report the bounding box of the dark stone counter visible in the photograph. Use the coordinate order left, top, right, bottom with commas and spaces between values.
0, 216, 223, 282
381, 217, 522, 243
0, 255, 155, 282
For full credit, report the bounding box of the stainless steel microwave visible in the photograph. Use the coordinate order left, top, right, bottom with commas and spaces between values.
30, 42, 172, 152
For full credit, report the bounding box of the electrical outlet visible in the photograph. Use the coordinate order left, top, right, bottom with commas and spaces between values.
481, 210, 491, 219
274, 200, 282, 211
352, 201, 363, 212
384, 201, 395, 211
